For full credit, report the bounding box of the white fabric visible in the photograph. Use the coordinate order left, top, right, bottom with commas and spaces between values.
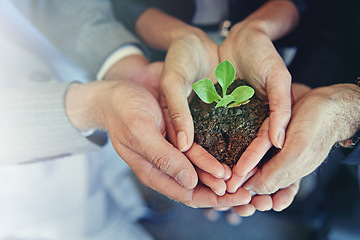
96, 45, 144, 80
0, 1, 152, 239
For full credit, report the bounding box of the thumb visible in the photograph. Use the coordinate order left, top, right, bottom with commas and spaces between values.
265, 63, 292, 149
142, 129, 198, 189
242, 151, 296, 195
115, 123, 198, 190
160, 71, 194, 152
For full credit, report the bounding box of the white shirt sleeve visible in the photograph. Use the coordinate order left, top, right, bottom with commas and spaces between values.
96, 44, 144, 81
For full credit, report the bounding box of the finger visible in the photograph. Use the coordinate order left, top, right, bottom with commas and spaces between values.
197, 168, 226, 196
227, 118, 272, 193
160, 70, 194, 152
232, 204, 256, 217
116, 122, 198, 190
119, 141, 251, 208
291, 83, 312, 102
266, 62, 292, 149
251, 195, 273, 211
214, 207, 231, 211
242, 149, 300, 195
222, 163, 232, 181
185, 143, 225, 179
166, 103, 226, 180
241, 167, 258, 187
272, 181, 300, 211
204, 187, 251, 208
227, 167, 258, 194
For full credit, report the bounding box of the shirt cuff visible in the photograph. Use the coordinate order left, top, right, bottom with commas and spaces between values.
96, 44, 144, 81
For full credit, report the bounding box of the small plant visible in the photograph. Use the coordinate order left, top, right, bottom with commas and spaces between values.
192, 60, 254, 108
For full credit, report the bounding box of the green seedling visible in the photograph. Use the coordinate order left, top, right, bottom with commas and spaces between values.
192, 60, 255, 108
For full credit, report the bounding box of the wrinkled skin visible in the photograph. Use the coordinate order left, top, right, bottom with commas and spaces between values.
228, 83, 360, 216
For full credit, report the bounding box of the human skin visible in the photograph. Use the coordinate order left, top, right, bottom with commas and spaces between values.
135, 8, 220, 154
135, 9, 235, 195
64, 54, 251, 207
231, 83, 360, 216
135, 1, 299, 198
219, 0, 299, 149
135, 0, 299, 151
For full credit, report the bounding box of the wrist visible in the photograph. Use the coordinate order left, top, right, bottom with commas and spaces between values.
98, 45, 145, 81
333, 84, 360, 146
324, 84, 360, 143
239, 0, 299, 40
103, 54, 149, 81
65, 81, 116, 132
136, 8, 206, 49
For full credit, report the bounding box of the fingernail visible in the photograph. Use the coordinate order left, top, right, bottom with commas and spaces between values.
276, 129, 286, 149
226, 182, 239, 194
216, 185, 226, 196
213, 188, 225, 196
175, 169, 193, 189
222, 163, 231, 181
177, 131, 188, 152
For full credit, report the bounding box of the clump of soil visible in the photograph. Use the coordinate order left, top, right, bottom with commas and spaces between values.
189, 79, 269, 169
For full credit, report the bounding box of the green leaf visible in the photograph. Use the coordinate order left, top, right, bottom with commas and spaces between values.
230, 85, 255, 104
192, 78, 222, 104
215, 95, 234, 108
215, 60, 236, 97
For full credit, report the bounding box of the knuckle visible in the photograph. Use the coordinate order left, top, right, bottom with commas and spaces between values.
263, 183, 278, 194
121, 129, 139, 150
161, 71, 187, 90
256, 180, 278, 195
151, 153, 172, 173
169, 110, 185, 127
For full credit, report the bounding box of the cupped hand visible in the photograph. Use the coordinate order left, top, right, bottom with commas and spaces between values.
101, 80, 196, 189
103, 52, 228, 195
225, 83, 311, 216
219, 20, 292, 149
243, 83, 360, 199
159, 31, 219, 153
122, 142, 251, 208
159, 31, 230, 188
103, 80, 250, 206
226, 116, 300, 216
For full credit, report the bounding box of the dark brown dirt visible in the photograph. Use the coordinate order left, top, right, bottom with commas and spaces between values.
189, 79, 269, 169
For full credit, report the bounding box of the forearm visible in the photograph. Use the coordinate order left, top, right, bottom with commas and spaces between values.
239, 0, 300, 41
136, 8, 205, 50
331, 84, 360, 143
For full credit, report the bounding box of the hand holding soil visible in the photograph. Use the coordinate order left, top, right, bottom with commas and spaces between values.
190, 61, 269, 169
